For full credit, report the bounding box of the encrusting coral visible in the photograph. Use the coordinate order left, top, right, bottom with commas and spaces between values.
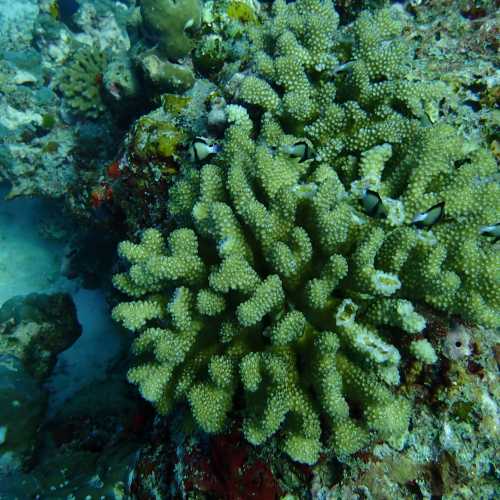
112, 1, 499, 464
139, 0, 202, 61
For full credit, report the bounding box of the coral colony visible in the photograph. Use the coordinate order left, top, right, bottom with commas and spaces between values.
112, 1, 499, 464
1, 0, 499, 497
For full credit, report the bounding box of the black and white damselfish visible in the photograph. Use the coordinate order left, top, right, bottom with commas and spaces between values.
361, 189, 387, 219
281, 140, 314, 163
188, 137, 221, 162
411, 202, 445, 229
479, 223, 500, 244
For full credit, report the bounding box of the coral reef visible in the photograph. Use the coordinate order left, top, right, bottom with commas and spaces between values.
406, 0, 499, 151
0, 0, 39, 51
0, 293, 81, 472
108, 79, 218, 234
183, 432, 282, 498
112, 1, 498, 464
136, 50, 196, 93
193, 34, 228, 76
0, 0, 498, 496
0, 293, 81, 381
311, 318, 499, 499
56, 44, 108, 119
0, 0, 126, 208
71, 0, 131, 53
139, 0, 203, 61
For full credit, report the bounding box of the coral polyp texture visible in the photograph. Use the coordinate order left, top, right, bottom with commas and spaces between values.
112, 1, 499, 464
56, 44, 108, 119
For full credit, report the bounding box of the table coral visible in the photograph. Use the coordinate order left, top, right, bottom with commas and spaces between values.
112, 1, 499, 465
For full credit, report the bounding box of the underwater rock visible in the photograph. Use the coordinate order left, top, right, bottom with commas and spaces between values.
0, 0, 39, 52
0, 373, 142, 497
140, 0, 202, 60
138, 51, 195, 93
103, 52, 141, 104
207, 96, 228, 133
26, 376, 144, 498
72, 1, 131, 53
0, 355, 46, 473
0, 293, 81, 382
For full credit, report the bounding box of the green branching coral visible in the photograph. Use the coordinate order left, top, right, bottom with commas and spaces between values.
236, 0, 499, 325
56, 45, 108, 119
241, 2, 442, 154
112, 1, 499, 464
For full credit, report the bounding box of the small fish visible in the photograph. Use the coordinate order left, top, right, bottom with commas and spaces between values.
480, 223, 500, 244
411, 201, 445, 229
188, 137, 221, 162
361, 189, 387, 218
282, 140, 313, 162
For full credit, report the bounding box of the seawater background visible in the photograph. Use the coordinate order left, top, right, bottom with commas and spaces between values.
0, 183, 123, 412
